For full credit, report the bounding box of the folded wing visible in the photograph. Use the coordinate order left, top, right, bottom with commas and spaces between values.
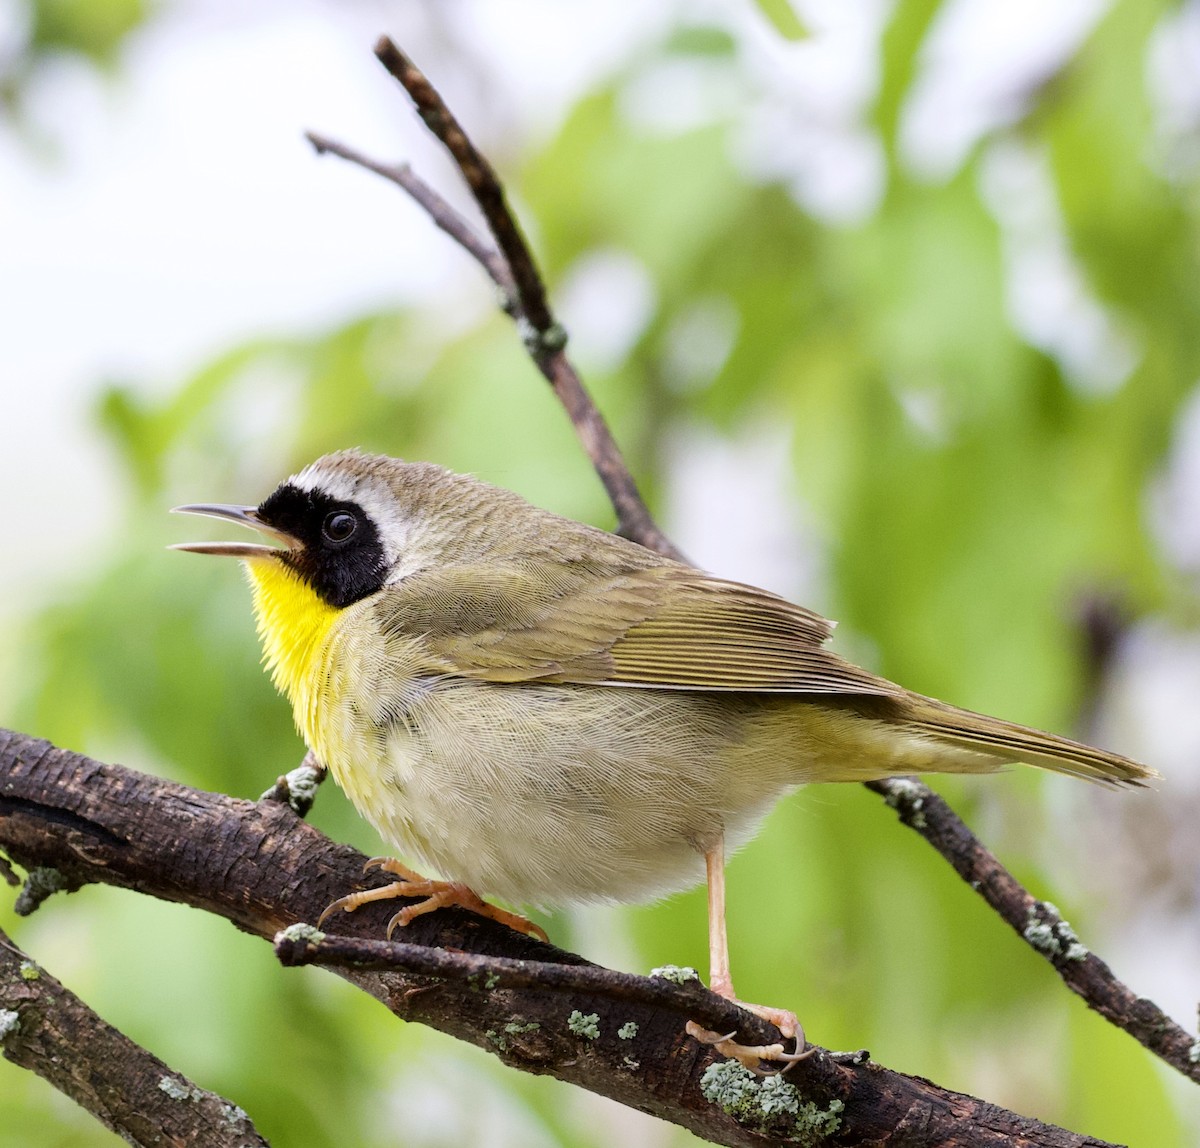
372, 560, 900, 697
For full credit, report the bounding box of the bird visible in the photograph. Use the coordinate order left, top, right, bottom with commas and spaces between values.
173, 448, 1156, 1070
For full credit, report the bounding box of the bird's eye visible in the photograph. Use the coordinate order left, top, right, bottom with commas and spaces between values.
322, 511, 358, 545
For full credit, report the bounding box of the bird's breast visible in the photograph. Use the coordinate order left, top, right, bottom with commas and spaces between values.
244, 557, 345, 751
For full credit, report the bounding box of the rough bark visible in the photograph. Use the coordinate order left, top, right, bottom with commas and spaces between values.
0, 925, 268, 1147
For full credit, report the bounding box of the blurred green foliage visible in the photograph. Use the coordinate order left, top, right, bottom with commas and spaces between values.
3, 2, 1199, 1145
30, 0, 147, 63
2, 0, 147, 111
750, 0, 809, 42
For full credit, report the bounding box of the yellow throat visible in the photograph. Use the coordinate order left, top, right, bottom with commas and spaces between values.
244, 557, 341, 749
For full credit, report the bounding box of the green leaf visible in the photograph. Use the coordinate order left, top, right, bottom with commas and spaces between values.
663, 25, 737, 57
875, 0, 945, 156
29, 0, 147, 64
749, 0, 809, 42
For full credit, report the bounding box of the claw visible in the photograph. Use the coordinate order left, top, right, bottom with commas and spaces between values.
687, 1006, 815, 1075
316, 857, 548, 941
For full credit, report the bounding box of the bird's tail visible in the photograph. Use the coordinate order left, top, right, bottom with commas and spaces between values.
904, 694, 1157, 788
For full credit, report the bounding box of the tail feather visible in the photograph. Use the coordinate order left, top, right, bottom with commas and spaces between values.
906, 694, 1157, 789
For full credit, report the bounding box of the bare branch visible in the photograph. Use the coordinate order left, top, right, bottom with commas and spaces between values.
0, 729, 1118, 1148
0, 926, 268, 1147
308, 37, 682, 558
305, 130, 517, 308
867, 776, 1200, 1082
372, 36, 552, 333
276, 928, 770, 1038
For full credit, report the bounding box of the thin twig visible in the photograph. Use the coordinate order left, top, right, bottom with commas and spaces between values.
308, 37, 683, 559
373, 36, 552, 333
276, 927, 762, 1040
306, 130, 517, 309
867, 776, 1200, 1082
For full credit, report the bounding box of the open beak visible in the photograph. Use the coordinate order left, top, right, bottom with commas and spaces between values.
170, 504, 299, 558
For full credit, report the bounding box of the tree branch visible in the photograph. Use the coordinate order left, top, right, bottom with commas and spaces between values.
371, 36, 552, 333
305, 131, 517, 307
0, 729, 1118, 1147
0, 926, 268, 1148
308, 37, 682, 559
274, 929, 782, 1037
867, 776, 1200, 1082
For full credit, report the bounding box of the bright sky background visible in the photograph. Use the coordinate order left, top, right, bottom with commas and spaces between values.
0, 2, 671, 608
0, 0, 1123, 605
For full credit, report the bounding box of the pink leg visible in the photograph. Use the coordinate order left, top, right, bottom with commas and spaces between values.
685, 838, 813, 1073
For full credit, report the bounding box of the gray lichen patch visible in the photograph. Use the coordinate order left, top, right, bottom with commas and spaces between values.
505, 1021, 540, 1035
278, 923, 326, 945
469, 970, 502, 993
221, 1103, 252, 1127
283, 762, 324, 810
0, 1009, 21, 1043
486, 1020, 541, 1054
1023, 901, 1088, 962
794, 1097, 844, 1143
567, 1010, 600, 1039
700, 1061, 843, 1143
881, 778, 928, 830
617, 1021, 639, 1040
14, 866, 70, 915
649, 965, 700, 985
157, 1076, 204, 1103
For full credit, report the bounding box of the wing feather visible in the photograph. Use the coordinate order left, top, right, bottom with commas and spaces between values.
370, 559, 899, 697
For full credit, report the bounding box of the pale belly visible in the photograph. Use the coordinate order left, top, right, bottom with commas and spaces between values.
300, 614, 993, 907
316, 674, 798, 907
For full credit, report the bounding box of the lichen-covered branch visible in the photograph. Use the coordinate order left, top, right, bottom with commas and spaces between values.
0, 728, 1115, 1147
0, 926, 268, 1148
867, 776, 1200, 1083
275, 928, 773, 1037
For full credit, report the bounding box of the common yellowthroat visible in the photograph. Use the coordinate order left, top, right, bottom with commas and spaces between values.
174, 449, 1155, 1069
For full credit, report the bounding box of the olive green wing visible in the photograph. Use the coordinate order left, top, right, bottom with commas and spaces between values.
371, 560, 899, 697
599, 567, 898, 694
373, 558, 666, 682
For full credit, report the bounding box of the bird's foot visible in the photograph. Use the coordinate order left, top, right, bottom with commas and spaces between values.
687, 1002, 814, 1075
316, 857, 548, 941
